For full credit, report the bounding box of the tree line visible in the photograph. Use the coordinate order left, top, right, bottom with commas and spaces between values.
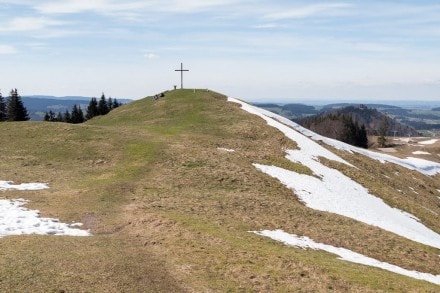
0, 89, 30, 121
0, 89, 122, 124
44, 93, 122, 124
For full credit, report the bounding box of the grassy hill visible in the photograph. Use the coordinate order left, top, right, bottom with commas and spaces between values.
0, 89, 439, 292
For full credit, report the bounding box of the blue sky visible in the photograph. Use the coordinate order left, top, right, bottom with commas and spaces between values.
0, 0, 439, 102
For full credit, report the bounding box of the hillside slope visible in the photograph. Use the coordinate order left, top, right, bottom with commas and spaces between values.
0, 89, 439, 291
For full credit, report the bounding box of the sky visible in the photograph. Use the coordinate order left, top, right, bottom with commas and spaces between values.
0, 0, 439, 102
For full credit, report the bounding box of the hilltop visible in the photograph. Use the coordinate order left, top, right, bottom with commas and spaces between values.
0, 89, 439, 292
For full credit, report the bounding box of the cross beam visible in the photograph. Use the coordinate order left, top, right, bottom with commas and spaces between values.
174, 62, 189, 89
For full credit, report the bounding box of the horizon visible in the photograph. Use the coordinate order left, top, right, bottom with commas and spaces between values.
20, 92, 440, 109
0, 1, 439, 101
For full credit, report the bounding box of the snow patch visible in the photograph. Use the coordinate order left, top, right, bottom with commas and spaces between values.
0, 180, 90, 238
419, 139, 438, 145
0, 199, 90, 238
254, 229, 440, 286
0, 181, 49, 191
217, 147, 235, 153
412, 151, 431, 155
253, 163, 440, 249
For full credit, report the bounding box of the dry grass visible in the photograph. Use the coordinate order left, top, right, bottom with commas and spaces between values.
0, 89, 439, 291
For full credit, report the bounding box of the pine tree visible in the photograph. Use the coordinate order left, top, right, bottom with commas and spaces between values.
64, 109, 71, 123
44, 110, 56, 122
98, 93, 109, 115
0, 91, 6, 121
86, 97, 99, 120
359, 125, 368, 148
108, 97, 113, 110
71, 104, 84, 124
7, 89, 29, 121
112, 98, 121, 109
378, 117, 389, 147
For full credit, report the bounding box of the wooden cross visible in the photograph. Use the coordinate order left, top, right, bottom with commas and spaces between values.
174, 62, 189, 89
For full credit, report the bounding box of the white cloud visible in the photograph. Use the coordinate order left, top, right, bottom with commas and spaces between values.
264, 3, 352, 21
0, 44, 17, 54
35, 0, 239, 16
144, 52, 159, 60
251, 23, 283, 29
0, 17, 64, 32
36, 0, 146, 14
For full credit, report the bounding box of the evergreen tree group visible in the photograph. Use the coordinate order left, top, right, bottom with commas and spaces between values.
0, 89, 29, 122
44, 93, 121, 124
298, 112, 369, 148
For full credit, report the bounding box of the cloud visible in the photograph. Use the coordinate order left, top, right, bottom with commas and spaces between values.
144, 52, 159, 60
263, 3, 352, 21
35, 0, 239, 15
0, 44, 17, 54
251, 23, 283, 29
36, 0, 146, 14
0, 17, 64, 32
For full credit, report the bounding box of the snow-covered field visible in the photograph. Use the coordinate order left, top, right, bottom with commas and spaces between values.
0, 181, 90, 238
254, 230, 440, 286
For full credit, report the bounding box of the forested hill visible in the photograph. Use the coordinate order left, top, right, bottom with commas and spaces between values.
296, 105, 420, 145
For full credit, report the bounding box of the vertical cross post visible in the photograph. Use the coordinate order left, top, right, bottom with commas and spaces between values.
175, 62, 189, 89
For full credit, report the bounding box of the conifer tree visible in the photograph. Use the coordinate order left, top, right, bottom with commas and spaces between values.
86, 97, 99, 120
359, 125, 368, 148
44, 110, 56, 122
71, 104, 85, 124
7, 89, 29, 121
378, 117, 389, 147
64, 109, 71, 123
108, 97, 113, 110
0, 91, 6, 122
98, 93, 109, 115
112, 98, 121, 109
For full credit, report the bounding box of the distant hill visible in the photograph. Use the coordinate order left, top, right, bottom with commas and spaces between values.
22, 95, 132, 120
254, 103, 317, 119
296, 105, 420, 143
433, 107, 440, 111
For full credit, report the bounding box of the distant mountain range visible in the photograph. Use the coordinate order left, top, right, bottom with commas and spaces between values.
22, 95, 132, 120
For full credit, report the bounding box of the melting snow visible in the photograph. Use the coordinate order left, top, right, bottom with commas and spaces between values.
0, 181, 90, 238
0, 181, 49, 191
217, 147, 235, 153
254, 230, 440, 286
229, 97, 440, 249
0, 199, 90, 237
412, 151, 431, 155
419, 139, 438, 145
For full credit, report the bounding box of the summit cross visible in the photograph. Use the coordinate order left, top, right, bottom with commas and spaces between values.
174, 62, 189, 89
